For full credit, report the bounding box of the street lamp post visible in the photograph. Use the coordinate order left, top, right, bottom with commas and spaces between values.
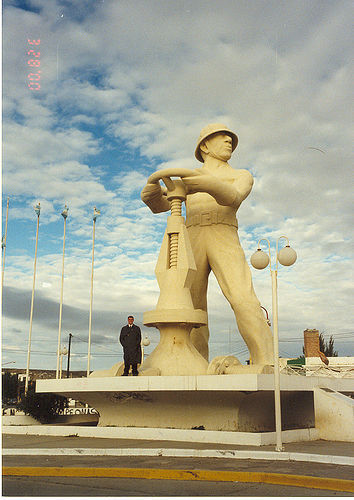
59, 346, 68, 379
251, 236, 297, 452
141, 336, 150, 364
87, 207, 100, 376
25, 203, 41, 395
1, 196, 10, 293
56, 204, 69, 379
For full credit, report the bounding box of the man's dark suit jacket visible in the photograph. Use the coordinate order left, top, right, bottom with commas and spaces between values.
119, 324, 142, 364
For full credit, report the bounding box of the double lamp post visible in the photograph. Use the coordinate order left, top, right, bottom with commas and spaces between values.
251, 236, 297, 452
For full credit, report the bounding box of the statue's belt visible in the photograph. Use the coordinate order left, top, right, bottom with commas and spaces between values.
186, 210, 238, 228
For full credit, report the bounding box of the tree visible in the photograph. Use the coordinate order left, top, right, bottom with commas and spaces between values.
2, 372, 19, 402
18, 381, 68, 424
319, 333, 338, 357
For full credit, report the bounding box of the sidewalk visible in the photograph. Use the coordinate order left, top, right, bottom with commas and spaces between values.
3, 430, 354, 465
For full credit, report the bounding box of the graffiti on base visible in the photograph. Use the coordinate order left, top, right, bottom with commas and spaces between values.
56, 407, 98, 415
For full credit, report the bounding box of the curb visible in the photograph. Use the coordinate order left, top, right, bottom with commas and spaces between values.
1, 424, 319, 446
3, 447, 354, 466
3, 466, 354, 493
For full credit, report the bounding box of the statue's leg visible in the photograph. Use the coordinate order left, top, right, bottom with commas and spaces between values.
188, 225, 211, 360
207, 225, 273, 366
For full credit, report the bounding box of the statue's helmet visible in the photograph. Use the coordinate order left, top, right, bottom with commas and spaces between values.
195, 123, 238, 163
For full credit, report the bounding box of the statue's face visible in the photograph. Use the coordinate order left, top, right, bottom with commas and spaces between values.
203, 133, 233, 161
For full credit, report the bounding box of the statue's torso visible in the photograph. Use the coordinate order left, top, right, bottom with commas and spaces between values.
186, 165, 243, 221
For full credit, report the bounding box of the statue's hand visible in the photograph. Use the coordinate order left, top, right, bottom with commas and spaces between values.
141, 182, 170, 213
182, 171, 222, 195
141, 182, 165, 203
182, 169, 245, 208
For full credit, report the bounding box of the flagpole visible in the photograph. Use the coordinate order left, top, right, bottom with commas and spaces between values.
56, 204, 69, 378
1, 197, 10, 293
87, 207, 100, 376
25, 203, 41, 395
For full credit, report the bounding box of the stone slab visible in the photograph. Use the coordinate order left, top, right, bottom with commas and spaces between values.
1, 425, 320, 447
36, 373, 354, 394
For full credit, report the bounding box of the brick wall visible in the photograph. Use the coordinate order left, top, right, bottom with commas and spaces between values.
303, 329, 320, 357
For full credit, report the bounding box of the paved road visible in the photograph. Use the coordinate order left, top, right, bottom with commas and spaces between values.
3, 434, 354, 497
3, 474, 353, 497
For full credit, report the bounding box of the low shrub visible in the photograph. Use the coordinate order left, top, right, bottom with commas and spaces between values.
18, 382, 68, 424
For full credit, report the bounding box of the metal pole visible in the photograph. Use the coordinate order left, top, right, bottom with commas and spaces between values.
1, 197, 10, 293
87, 212, 96, 376
59, 347, 67, 379
56, 207, 68, 378
25, 204, 40, 395
271, 269, 283, 451
252, 236, 296, 452
66, 333, 72, 378
59, 352, 63, 379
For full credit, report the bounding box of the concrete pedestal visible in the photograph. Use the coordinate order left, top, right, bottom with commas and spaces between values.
36, 374, 353, 434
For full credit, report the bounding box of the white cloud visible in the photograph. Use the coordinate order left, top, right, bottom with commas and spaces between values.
2, 0, 353, 370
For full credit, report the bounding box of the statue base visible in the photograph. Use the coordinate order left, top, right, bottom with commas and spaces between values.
36, 374, 353, 433
142, 309, 209, 375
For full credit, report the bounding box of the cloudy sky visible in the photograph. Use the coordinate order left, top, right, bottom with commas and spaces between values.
2, 0, 353, 373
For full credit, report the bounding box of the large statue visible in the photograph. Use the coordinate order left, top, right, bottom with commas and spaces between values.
141, 124, 273, 367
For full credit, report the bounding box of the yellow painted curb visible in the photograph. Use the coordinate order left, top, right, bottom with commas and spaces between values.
3, 467, 354, 493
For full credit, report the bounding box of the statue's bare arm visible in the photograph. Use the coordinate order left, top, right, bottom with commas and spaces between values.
141, 168, 253, 212
183, 169, 254, 209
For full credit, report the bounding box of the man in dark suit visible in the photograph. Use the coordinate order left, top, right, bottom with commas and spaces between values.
119, 315, 142, 376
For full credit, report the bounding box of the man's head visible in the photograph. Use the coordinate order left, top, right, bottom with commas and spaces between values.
127, 316, 134, 325
195, 123, 238, 163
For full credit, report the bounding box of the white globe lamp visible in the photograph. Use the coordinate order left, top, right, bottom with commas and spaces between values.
250, 249, 270, 270
277, 245, 297, 267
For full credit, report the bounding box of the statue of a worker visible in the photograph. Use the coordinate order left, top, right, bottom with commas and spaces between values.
141, 124, 273, 367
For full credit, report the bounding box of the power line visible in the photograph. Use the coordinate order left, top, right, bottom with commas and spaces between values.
63, 333, 122, 355
2, 347, 123, 357
279, 337, 353, 343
